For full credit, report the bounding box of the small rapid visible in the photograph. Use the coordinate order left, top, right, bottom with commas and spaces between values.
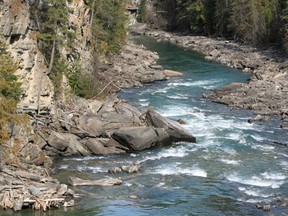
51, 36, 288, 216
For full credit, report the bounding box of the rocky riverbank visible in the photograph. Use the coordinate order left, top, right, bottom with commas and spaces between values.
0, 97, 195, 211
97, 41, 183, 89
134, 27, 288, 121
0, 38, 193, 211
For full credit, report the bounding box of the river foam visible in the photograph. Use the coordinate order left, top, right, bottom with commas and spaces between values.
153, 163, 207, 177
138, 145, 194, 163
219, 158, 240, 165
226, 173, 285, 188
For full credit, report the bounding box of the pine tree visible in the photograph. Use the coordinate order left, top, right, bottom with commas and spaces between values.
0, 41, 22, 101
91, 0, 127, 54
282, 1, 288, 51
215, 0, 232, 36
231, 0, 279, 45
138, 0, 147, 23
37, 0, 70, 74
0, 39, 27, 157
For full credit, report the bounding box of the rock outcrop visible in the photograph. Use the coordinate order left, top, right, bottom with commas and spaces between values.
39, 96, 196, 156
111, 126, 170, 151
84, 138, 128, 155
0, 1, 175, 115
145, 109, 196, 143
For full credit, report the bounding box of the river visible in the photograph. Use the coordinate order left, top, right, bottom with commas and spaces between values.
13, 36, 288, 216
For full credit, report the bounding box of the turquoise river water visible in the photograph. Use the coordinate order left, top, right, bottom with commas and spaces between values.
9, 37, 288, 216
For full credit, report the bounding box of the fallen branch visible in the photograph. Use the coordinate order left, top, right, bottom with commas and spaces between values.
0, 185, 25, 192
23, 198, 65, 204
93, 80, 114, 99
68, 177, 122, 187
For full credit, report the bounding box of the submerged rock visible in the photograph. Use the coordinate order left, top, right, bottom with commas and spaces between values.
280, 122, 288, 129
108, 164, 143, 174
163, 69, 183, 77
248, 115, 270, 124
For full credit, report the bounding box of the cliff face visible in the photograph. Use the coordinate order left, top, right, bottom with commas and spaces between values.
0, 0, 53, 114
0, 0, 94, 114
62, 0, 94, 74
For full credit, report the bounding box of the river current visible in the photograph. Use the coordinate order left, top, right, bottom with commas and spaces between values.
13, 37, 288, 216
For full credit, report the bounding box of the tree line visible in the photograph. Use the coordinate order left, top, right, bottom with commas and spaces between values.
146, 0, 288, 50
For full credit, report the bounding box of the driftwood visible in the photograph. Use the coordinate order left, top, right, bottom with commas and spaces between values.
68, 177, 122, 187
13, 196, 24, 211
0, 165, 74, 211
23, 198, 65, 203
16, 170, 44, 182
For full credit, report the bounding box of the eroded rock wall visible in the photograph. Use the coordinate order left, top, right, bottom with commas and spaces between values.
0, 0, 96, 114
0, 0, 54, 114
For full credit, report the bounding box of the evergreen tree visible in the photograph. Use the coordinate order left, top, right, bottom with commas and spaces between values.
282, 1, 288, 50
215, 0, 232, 36
0, 41, 22, 100
0, 40, 27, 152
138, 0, 147, 23
231, 0, 279, 45
91, 0, 127, 55
37, 0, 70, 74
150, 0, 287, 49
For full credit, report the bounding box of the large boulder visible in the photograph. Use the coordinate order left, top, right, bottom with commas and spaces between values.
96, 99, 144, 131
84, 138, 128, 155
19, 142, 51, 167
129, 23, 148, 35
78, 115, 104, 137
145, 109, 196, 143
47, 131, 90, 156
111, 127, 170, 151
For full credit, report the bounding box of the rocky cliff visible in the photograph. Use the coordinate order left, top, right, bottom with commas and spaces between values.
0, 0, 97, 114
0, 0, 174, 115
0, 0, 53, 114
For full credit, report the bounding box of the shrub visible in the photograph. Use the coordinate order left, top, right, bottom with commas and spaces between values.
67, 61, 100, 99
